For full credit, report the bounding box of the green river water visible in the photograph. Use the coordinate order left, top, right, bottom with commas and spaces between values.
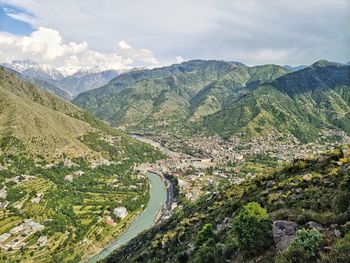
87, 172, 167, 262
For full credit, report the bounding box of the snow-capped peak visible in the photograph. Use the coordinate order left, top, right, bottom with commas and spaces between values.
3, 59, 39, 72
2, 60, 64, 80
2, 60, 125, 79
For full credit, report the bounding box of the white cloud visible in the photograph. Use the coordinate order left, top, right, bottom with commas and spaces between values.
6, 12, 38, 26
117, 40, 159, 65
175, 56, 184, 64
118, 40, 132, 50
0, 27, 160, 74
2, 0, 350, 65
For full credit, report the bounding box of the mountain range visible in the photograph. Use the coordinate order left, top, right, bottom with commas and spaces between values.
2, 60, 120, 99
73, 59, 350, 143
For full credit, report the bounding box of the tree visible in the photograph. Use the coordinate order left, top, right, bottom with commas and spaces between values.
196, 224, 213, 246
232, 202, 272, 254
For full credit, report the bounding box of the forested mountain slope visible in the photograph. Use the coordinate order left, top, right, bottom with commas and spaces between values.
200, 61, 350, 142
73, 60, 289, 132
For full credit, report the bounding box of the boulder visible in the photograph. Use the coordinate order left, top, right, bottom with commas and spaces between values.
273, 220, 298, 252
305, 221, 324, 230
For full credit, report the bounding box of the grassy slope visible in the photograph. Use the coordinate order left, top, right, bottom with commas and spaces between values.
0, 67, 163, 162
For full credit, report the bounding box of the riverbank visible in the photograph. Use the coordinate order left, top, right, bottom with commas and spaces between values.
86, 172, 167, 263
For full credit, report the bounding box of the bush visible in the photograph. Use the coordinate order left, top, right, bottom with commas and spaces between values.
196, 224, 213, 246
176, 251, 188, 263
292, 228, 323, 257
193, 244, 215, 263
332, 192, 350, 214
232, 202, 272, 254
222, 242, 236, 260
275, 229, 323, 263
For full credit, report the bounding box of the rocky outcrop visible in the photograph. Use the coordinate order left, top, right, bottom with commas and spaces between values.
273, 220, 298, 252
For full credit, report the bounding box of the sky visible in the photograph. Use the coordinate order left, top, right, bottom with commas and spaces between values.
0, 0, 349, 73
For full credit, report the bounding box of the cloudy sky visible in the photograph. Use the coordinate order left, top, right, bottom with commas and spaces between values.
0, 0, 349, 73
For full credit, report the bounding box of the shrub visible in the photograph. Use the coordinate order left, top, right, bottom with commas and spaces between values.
222, 241, 236, 260
293, 228, 323, 257
332, 192, 350, 214
193, 244, 215, 263
196, 224, 213, 245
275, 229, 323, 263
232, 202, 272, 254
176, 251, 188, 263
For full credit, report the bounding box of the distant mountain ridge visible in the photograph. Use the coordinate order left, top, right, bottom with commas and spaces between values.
1, 65, 71, 100
1, 60, 120, 99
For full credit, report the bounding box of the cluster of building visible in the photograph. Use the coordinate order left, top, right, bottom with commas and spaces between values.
134, 128, 349, 200
152, 129, 349, 165
64, 170, 85, 182
0, 219, 45, 250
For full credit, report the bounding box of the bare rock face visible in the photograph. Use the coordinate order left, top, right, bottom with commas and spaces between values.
273, 220, 298, 252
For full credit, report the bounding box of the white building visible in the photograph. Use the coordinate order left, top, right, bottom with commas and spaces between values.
114, 207, 128, 219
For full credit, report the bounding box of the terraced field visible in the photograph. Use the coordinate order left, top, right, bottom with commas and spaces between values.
0, 154, 150, 262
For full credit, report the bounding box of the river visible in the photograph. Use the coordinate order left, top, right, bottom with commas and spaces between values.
87, 172, 167, 263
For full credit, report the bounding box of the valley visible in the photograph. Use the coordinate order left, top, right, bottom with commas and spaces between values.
72, 59, 350, 263
0, 68, 164, 262
1, 2, 349, 262
0, 59, 349, 263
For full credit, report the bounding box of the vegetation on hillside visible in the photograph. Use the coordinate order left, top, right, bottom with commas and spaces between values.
106, 147, 350, 263
73, 60, 290, 135
73, 60, 350, 143
0, 67, 165, 262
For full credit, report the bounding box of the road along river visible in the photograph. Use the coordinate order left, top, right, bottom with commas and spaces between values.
87, 172, 167, 263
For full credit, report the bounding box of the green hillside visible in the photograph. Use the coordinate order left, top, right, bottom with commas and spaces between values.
0, 67, 164, 262
73, 60, 289, 134
200, 61, 350, 142
74, 60, 350, 143
0, 67, 162, 161
106, 147, 350, 263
